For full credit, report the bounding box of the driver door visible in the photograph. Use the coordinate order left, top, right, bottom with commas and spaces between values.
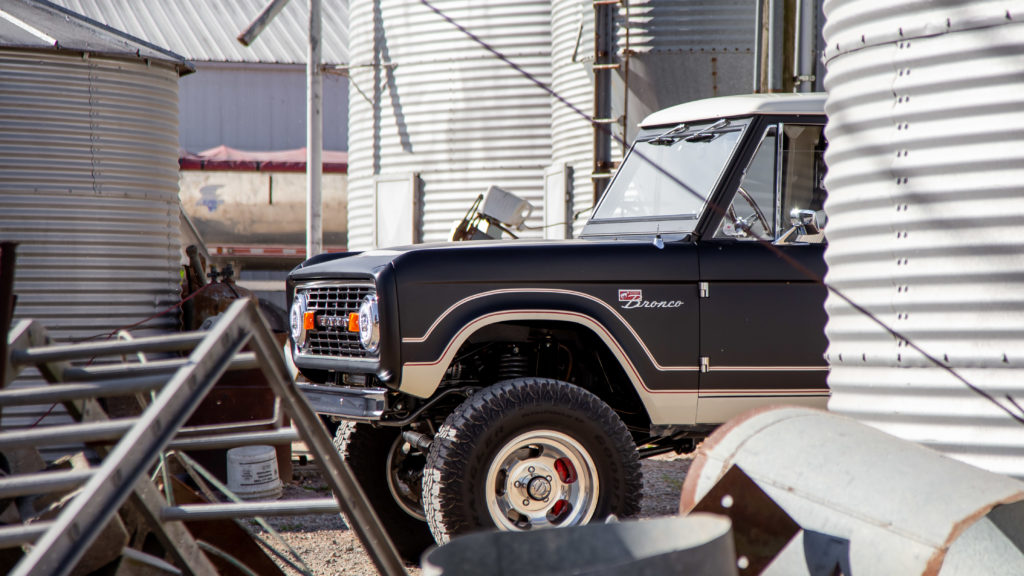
696, 122, 830, 424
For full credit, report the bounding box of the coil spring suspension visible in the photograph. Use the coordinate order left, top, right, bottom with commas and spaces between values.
497, 345, 529, 380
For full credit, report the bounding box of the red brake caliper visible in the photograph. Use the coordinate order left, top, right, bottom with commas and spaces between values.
550, 499, 570, 521
548, 457, 577, 524
554, 457, 577, 484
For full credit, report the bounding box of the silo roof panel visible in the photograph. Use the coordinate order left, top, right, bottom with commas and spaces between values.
48, 0, 349, 65
0, 0, 191, 72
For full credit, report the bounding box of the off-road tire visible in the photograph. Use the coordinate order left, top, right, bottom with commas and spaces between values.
422, 378, 642, 543
333, 422, 436, 563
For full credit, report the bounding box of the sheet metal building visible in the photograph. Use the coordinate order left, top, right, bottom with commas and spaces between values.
51, 0, 351, 153
349, 0, 757, 250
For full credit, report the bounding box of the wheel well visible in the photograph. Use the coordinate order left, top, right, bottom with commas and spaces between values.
435, 320, 652, 437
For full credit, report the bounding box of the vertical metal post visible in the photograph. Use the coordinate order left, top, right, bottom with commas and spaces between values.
592, 0, 616, 204
753, 0, 764, 92
621, 0, 630, 154
307, 0, 324, 258
795, 0, 817, 92
0, 242, 17, 390
766, 0, 785, 92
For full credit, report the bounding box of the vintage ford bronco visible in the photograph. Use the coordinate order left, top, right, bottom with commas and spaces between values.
287, 93, 831, 558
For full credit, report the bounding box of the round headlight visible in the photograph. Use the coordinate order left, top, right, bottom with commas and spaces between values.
290, 292, 308, 348
358, 295, 380, 352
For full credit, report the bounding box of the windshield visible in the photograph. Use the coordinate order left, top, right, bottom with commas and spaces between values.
589, 118, 750, 233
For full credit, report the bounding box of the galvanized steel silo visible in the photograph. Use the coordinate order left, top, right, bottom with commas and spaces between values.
549, 0, 596, 239
347, 1, 552, 248
618, 0, 755, 138
548, 0, 756, 238
0, 2, 190, 428
822, 1, 1024, 478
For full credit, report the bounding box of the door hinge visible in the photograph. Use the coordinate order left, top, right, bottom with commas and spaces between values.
700, 356, 710, 373
699, 282, 709, 298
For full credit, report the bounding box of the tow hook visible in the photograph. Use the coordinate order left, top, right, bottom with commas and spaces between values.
402, 430, 433, 451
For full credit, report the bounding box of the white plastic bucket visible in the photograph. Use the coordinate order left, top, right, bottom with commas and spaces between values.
226, 445, 282, 500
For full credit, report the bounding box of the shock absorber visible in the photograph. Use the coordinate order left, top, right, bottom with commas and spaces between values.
496, 344, 529, 380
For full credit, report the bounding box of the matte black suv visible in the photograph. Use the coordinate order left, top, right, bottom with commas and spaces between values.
287, 93, 831, 559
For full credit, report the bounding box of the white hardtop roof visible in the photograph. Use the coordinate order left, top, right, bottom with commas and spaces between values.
641, 93, 827, 127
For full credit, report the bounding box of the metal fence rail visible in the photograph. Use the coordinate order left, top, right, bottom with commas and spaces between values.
3, 298, 406, 576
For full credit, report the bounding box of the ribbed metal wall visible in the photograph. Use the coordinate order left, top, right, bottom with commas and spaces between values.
52, 0, 350, 65
0, 50, 182, 427
822, 1, 1024, 478
550, 0, 596, 238
546, 0, 756, 238
617, 0, 755, 141
347, 1, 552, 249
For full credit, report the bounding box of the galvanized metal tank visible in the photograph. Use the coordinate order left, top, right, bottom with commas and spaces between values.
549, 0, 597, 239
616, 0, 755, 140
347, 0, 553, 248
0, 49, 184, 338
821, 1, 1024, 478
0, 43, 186, 428
548, 0, 756, 238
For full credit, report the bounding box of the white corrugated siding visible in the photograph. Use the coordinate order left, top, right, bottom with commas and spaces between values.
50, 0, 349, 65
551, 0, 597, 238
547, 0, 756, 237
348, 1, 552, 249
822, 1, 1024, 478
621, 0, 756, 52
0, 50, 182, 430
178, 64, 349, 152
616, 0, 755, 141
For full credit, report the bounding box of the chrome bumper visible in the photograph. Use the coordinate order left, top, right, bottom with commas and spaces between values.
296, 382, 386, 421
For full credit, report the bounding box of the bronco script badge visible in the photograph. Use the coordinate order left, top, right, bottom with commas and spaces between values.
617, 289, 683, 310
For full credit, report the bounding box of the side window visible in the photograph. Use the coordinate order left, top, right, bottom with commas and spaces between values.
715, 126, 777, 240
715, 123, 827, 243
778, 124, 828, 244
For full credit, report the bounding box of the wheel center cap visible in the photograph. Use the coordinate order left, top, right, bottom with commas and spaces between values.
527, 477, 552, 501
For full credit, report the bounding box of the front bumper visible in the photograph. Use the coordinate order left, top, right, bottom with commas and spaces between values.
297, 382, 386, 421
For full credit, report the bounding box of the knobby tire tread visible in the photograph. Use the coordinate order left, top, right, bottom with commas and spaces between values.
422, 378, 642, 543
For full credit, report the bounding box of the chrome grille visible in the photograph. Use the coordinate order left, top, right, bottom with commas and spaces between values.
299, 283, 375, 358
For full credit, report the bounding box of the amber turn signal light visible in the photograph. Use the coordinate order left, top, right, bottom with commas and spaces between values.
348, 312, 360, 332
303, 311, 315, 330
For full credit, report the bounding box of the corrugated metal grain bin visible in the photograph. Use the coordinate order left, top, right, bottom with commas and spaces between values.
0, 0, 191, 429
821, 0, 1024, 478
347, 0, 553, 249
549, 0, 598, 239
548, 0, 756, 239
618, 0, 755, 139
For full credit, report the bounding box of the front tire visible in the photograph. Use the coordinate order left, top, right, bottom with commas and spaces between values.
333, 422, 436, 563
422, 378, 642, 543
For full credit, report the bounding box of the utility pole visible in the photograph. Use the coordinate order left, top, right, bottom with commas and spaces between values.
238, 0, 323, 258
307, 0, 323, 257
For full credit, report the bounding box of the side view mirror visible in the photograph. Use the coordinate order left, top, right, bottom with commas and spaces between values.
777, 209, 827, 245
789, 208, 826, 235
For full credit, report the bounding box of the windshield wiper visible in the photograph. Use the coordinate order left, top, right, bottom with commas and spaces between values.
645, 118, 733, 145
646, 123, 688, 146
684, 119, 731, 142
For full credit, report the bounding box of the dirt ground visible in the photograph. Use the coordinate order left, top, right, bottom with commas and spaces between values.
250, 452, 693, 575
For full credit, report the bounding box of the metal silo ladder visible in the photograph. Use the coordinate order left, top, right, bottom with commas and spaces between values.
1, 299, 407, 576
591, 0, 628, 203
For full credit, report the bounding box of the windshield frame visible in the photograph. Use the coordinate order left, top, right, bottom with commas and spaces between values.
581, 116, 753, 238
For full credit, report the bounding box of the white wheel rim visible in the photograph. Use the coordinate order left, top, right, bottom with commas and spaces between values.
484, 429, 599, 531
